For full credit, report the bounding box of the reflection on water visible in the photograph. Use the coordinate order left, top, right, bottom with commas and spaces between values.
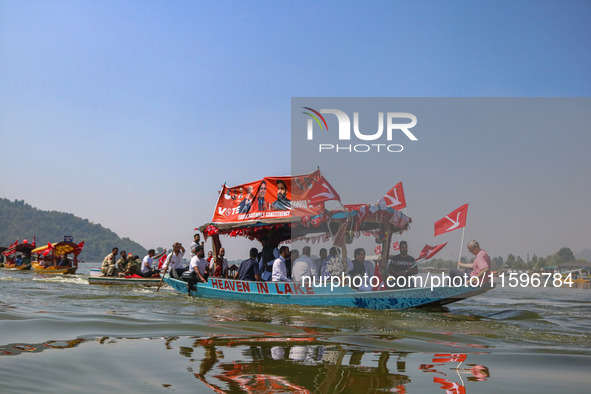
0, 338, 84, 356
1, 265, 590, 393
167, 336, 490, 393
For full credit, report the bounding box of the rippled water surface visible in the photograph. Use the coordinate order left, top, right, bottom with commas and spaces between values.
1, 263, 590, 393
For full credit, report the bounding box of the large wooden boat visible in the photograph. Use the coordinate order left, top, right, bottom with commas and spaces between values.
88, 276, 163, 286
31, 241, 84, 274
164, 275, 492, 309
164, 169, 494, 310
2, 242, 35, 270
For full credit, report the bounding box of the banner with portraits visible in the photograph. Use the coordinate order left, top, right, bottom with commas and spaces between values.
211, 170, 340, 224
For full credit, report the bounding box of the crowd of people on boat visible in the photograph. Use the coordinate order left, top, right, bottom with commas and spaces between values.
99, 232, 491, 289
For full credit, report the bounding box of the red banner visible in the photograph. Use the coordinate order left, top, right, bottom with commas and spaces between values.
392, 241, 400, 250
434, 204, 468, 236
211, 170, 338, 224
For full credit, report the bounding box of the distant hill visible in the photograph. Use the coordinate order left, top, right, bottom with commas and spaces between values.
0, 198, 147, 261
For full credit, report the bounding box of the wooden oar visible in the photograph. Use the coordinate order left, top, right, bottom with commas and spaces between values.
156, 250, 170, 292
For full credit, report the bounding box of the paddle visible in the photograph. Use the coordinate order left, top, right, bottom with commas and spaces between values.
156, 249, 171, 293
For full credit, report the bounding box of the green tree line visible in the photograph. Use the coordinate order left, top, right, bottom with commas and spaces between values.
427, 247, 585, 271
0, 198, 147, 261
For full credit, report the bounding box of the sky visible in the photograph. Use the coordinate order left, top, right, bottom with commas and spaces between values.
1, 1, 590, 261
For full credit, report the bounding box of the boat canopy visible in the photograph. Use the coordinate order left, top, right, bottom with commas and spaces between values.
199, 169, 411, 250
31, 241, 84, 257
2, 242, 36, 256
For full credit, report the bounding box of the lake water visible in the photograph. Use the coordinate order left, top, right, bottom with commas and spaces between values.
1, 263, 590, 393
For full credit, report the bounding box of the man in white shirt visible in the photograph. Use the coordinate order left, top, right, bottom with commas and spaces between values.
189, 246, 209, 283
165, 242, 186, 279
141, 248, 166, 277
272, 246, 291, 282
292, 246, 317, 282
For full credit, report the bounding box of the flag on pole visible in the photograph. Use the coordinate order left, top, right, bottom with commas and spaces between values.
418, 242, 448, 260
158, 253, 168, 269
379, 182, 406, 210
434, 204, 468, 236
392, 241, 400, 251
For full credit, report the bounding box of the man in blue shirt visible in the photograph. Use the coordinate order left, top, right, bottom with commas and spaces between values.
235, 248, 261, 281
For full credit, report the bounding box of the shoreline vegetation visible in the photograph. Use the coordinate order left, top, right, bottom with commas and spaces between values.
0, 198, 147, 261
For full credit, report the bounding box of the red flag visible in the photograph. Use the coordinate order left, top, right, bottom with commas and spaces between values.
306, 175, 341, 205
158, 253, 167, 269
373, 262, 385, 291
43, 242, 53, 257
33, 236, 36, 248
77, 241, 85, 249
374, 245, 382, 254
434, 204, 468, 236
418, 242, 448, 260
380, 182, 406, 210
392, 241, 399, 251
433, 377, 466, 394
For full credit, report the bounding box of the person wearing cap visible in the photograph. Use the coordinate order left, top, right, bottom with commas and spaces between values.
235, 248, 261, 281
166, 242, 187, 279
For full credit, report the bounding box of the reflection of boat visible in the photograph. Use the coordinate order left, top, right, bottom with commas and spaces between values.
187, 336, 411, 393
31, 241, 84, 274
0, 338, 85, 356
1, 242, 35, 270
165, 169, 493, 310
88, 276, 163, 286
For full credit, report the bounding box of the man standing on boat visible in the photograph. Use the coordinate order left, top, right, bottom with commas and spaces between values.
190, 233, 203, 258
166, 242, 187, 279
101, 247, 119, 277
272, 246, 290, 282
455, 240, 491, 283
387, 241, 418, 288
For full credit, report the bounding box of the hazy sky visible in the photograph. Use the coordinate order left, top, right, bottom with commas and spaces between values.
1, 1, 589, 260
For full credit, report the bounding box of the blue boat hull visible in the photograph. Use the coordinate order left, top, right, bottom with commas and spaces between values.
163, 276, 492, 310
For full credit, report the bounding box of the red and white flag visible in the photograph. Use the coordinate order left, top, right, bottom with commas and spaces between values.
306, 175, 341, 205
374, 245, 382, 254
158, 253, 168, 269
380, 182, 406, 210
418, 242, 448, 260
434, 204, 468, 236
392, 241, 400, 251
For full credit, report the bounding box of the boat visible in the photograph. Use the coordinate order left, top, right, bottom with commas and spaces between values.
31, 241, 84, 274
164, 275, 492, 309
1, 241, 35, 270
88, 276, 164, 287
163, 169, 494, 310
